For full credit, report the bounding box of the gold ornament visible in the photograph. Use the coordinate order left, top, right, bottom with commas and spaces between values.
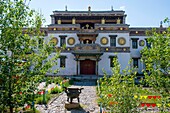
67, 37, 75, 45
101, 37, 108, 45
50, 37, 58, 45
118, 37, 126, 45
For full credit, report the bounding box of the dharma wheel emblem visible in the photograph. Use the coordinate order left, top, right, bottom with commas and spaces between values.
101, 37, 108, 45
68, 37, 75, 45
118, 37, 126, 45
139, 40, 145, 46
50, 37, 58, 45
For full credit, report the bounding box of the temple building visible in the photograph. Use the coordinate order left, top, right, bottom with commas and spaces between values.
42, 6, 165, 76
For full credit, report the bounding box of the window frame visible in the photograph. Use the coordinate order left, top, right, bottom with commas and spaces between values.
60, 56, 67, 68
131, 38, 139, 49
109, 35, 117, 47
133, 58, 139, 68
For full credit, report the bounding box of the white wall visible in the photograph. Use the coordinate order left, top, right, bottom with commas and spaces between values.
45, 33, 148, 76
47, 53, 77, 76
98, 52, 131, 75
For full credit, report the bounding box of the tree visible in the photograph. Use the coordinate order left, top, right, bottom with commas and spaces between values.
99, 58, 140, 113
0, 0, 59, 112
141, 19, 170, 112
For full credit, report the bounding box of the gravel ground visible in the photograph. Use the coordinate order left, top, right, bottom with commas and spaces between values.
36, 85, 100, 113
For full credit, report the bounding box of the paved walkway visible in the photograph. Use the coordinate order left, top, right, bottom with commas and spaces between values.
36, 84, 100, 113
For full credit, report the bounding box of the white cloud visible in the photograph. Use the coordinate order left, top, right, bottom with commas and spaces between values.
119, 6, 125, 10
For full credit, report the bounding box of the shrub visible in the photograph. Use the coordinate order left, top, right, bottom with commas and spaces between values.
51, 87, 62, 94
35, 94, 51, 104
62, 80, 70, 88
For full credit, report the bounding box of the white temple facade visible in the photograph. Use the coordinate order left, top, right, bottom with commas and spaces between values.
41, 7, 165, 76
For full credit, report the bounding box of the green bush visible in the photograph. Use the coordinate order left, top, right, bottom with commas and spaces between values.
35, 94, 51, 104
69, 79, 74, 85
53, 77, 63, 84
62, 80, 70, 88
51, 87, 62, 94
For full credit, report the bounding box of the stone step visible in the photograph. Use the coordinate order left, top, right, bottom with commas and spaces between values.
73, 81, 96, 86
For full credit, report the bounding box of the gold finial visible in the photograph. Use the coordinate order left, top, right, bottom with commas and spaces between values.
117, 18, 121, 24
101, 18, 105, 24
57, 18, 61, 24
86, 40, 89, 44
72, 17, 76, 24
86, 24, 89, 29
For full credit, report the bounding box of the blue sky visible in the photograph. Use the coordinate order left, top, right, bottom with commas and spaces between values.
29, 0, 170, 27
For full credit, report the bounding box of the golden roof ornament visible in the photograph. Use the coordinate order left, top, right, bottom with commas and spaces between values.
72, 17, 76, 24
86, 24, 89, 29
101, 18, 105, 24
117, 18, 121, 24
57, 18, 61, 24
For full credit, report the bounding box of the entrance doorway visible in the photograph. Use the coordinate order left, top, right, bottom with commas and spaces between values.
80, 60, 96, 75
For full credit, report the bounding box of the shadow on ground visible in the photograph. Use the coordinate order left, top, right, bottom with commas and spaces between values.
66, 105, 88, 113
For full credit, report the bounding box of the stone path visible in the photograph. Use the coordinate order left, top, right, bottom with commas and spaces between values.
36, 85, 100, 113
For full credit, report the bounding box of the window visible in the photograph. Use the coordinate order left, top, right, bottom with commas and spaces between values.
60, 37, 65, 47
132, 38, 138, 49
133, 58, 138, 68
59, 35, 67, 47
60, 56, 66, 68
109, 35, 117, 46
109, 56, 117, 67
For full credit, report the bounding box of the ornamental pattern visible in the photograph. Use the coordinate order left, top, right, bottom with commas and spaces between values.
67, 37, 75, 45
100, 37, 108, 45
118, 37, 126, 45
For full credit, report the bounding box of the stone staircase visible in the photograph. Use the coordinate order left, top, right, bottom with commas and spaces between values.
70, 75, 101, 86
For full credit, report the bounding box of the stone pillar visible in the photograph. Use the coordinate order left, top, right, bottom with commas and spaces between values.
96, 60, 98, 76
96, 55, 101, 76
76, 60, 79, 75
75, 55, 80, 75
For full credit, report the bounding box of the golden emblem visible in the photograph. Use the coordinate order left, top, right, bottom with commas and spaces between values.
68, 37, 75, 45
118, 37, 126, 45
101, 37, 108, 45
50, 37, 58, 45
